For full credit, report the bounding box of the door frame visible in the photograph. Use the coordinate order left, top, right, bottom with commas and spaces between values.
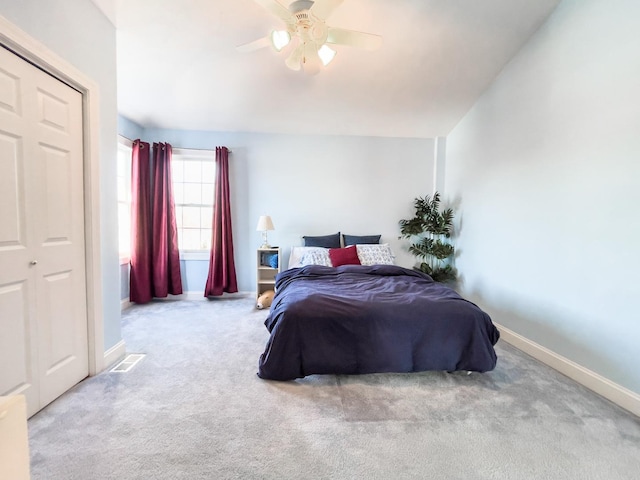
0, 15, 105, 375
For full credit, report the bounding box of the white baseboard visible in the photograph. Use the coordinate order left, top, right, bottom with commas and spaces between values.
121, 298, 132, 311
495, 322, 640, 418
181, 291, 254, 300
102, 340, 126, 371
181, 291, 210, 300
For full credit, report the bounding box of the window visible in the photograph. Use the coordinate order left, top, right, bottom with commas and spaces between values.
171, 148, 215, 251
117, 136, 133, 260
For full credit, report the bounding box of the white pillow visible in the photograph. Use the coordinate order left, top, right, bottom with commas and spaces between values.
288, 246, 306, 269
356, 243, 395, 266
300, 247, 333, 267
288, 246, 332, 268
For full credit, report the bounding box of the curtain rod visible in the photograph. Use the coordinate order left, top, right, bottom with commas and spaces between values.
173, 146, 232, 153
121, 135, 231, 152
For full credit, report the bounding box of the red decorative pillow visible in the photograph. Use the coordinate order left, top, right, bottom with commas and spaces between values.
329, 245, 361, 267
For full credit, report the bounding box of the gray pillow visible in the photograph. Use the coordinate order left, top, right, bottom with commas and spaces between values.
303, 232, 341, 248
342, 234, 381, 246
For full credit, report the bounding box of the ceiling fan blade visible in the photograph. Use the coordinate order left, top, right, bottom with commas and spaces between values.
236, 36, 271, 53
252, 0, 294, 25
302, 42, 322, 75
326, 28, 382, 51
285, 43, 304, 71
309, 0, 344, 20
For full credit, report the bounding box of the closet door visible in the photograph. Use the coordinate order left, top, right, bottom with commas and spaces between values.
0, 45, 88, 417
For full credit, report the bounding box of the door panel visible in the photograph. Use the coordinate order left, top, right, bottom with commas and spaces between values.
38, 88, 71, 132
0, 45, 87, 417
0, 282, 33, 404
38, 269, 85, 404
41, 271, 75, 369
0, 47, 39, 416
32, 61, 87, 411
0, 64, 21, 115
0, 133, 26, 247
40, 144, 73, 243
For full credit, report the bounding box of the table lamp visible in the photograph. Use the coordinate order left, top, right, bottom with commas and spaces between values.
256, 215, 275, 248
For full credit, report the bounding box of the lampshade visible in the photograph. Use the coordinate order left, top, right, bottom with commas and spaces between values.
318, 44, 337, 66
270, 30, 291, 52
256, 215, 275, 232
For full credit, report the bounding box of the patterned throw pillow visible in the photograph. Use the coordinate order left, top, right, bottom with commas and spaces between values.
356, 244, 395, 266
300, 247, 333, 267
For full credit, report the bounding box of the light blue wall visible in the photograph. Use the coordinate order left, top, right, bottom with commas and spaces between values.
445, 0, 640, 393
179, 259, 210, 294
0, 1, 121, 351
119, 115, 144, 140
120, 123, 435, 293
119, 263, 129, 301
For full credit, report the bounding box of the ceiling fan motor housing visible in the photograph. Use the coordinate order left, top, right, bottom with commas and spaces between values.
289, 0, 315, 14
288, 1, 328, 44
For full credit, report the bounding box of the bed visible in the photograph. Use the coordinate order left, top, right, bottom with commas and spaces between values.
257, 261, 500, 381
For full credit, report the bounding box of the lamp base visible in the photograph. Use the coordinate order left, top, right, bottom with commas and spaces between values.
260, 230, 271, 250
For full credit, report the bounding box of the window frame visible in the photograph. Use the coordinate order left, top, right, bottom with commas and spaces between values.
117, 136, 133, 265
171, 147, 216, 260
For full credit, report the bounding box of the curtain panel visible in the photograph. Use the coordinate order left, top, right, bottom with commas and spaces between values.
204, 146, 238, 296
151, 142, 183, 297
129, 140, 153, 303
129, 140, 183, 304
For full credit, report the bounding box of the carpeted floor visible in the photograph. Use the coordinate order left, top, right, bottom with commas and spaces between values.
28, 294, 640, 479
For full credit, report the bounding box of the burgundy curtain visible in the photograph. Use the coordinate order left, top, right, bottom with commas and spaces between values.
151, 142, 183, 297
129, 140, 152, 303
204, 146, 238, 296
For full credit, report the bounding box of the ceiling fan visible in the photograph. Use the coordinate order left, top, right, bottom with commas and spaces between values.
238, 0, 382, 75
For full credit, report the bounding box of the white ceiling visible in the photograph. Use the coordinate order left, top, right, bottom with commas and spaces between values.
93, 0, 560, 138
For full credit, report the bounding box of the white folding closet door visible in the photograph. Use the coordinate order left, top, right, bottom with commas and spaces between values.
0, 45, 88, 417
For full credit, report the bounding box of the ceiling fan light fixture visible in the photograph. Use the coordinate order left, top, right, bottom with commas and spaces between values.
239, 0, 382, 74
318, 44, 336, 66
285, 43, 304, 71
270, 30, 291, 51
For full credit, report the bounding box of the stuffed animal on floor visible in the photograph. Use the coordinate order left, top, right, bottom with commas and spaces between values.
256, 290, 275, 310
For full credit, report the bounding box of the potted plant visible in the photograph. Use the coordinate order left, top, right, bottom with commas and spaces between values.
399, 192, 456, 282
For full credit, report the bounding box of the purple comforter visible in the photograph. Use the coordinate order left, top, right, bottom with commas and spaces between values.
258, 264, 499, 380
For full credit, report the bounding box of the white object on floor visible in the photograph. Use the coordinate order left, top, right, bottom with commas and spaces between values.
0, 395, 31, 479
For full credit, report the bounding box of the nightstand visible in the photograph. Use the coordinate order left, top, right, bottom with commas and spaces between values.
257, 247, 281, 298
